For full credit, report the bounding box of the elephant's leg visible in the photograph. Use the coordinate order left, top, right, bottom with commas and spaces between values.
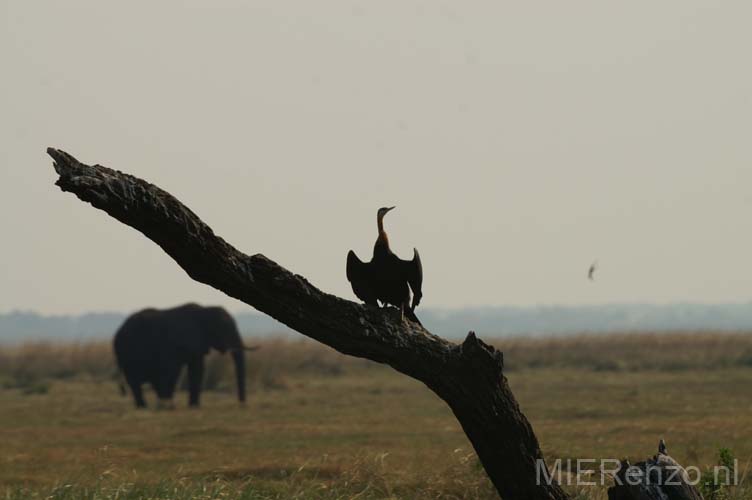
186, 356, 205, 408
155, 362, 181, 409
126, 377, 146, 408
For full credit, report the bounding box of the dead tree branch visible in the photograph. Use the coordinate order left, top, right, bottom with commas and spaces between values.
46, 147, 568, 500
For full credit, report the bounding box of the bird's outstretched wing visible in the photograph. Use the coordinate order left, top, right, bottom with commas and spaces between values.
402, 248, 423, 310
346, 250, 378, 306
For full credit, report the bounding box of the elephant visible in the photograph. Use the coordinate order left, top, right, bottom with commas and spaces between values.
113, 303, 254, 408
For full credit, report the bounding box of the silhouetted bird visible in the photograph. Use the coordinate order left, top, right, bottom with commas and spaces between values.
658, 438, 669, 456
588, 260, 598, 281
347, 206, 423, 324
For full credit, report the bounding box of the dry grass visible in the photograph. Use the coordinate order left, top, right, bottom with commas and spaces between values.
496, 331, 752, 372
3, 332, 752, 389
0, 337, 368, 395
0, 332, 751, 499
0, 341, 115, 381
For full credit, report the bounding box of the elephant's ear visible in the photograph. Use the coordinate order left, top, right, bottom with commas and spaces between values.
203, 306, 242, 353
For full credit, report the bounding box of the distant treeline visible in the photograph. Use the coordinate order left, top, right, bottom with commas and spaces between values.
4, 303, 752, 342
0, 310, 292, 343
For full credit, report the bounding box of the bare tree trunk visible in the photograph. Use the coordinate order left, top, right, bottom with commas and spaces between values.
46, 148, 569, 500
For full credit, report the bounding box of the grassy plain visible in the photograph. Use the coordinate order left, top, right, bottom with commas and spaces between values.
1, 333, 751, 499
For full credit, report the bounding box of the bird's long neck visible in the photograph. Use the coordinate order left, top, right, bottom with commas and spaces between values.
375, 215, 390, 253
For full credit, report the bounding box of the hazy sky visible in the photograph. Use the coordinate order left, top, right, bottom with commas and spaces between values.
2, 1, 751, 315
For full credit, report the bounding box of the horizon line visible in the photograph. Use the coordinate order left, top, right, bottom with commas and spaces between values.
5, 300, 752, 317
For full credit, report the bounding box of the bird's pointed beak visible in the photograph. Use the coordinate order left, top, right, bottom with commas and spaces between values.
386, 206, 396, 213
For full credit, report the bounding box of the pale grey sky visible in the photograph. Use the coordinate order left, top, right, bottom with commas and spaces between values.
2, 1, 751, 315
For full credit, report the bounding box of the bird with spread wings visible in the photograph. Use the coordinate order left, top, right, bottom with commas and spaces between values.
346, 206, 422, 324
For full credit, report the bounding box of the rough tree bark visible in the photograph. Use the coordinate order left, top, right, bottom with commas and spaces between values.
46, 148, 569, 500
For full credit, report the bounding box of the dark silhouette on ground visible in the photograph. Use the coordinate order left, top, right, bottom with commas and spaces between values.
114, 303, 253, 408
608, 440, 703, 500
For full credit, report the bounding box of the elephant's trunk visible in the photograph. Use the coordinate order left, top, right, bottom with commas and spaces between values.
231, 349, 246, 403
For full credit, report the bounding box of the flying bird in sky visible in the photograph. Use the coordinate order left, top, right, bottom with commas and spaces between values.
588, 261, 598, 281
